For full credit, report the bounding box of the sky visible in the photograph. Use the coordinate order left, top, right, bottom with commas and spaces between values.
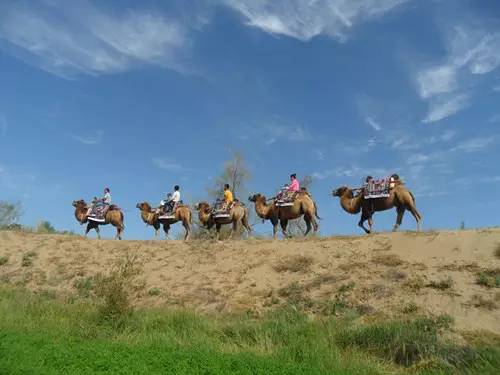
0, 0, 499, 239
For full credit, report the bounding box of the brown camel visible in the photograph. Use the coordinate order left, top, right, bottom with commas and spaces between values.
136, 202, 192, 240
332, 183, 422, 233
248, 192, 319, 238
72, 199, 124, 239
195, 201, 251, 240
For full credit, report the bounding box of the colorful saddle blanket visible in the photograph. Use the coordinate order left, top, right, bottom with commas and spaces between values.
88, 203, 109, 222
276, 191, 296, 207
364, 178, 391, 199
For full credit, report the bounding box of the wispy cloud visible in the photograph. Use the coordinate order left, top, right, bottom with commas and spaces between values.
223, 0, 408, 41
152, 158, 183, 172
423, 94, 469, 123
451, 137, 496, 153
0, 1, 190, 78
70, 131, 103, 145
365, 116, 382, 131
415, 25, 500, 123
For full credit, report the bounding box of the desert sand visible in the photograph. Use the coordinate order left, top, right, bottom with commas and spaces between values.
1, 229, 499, 334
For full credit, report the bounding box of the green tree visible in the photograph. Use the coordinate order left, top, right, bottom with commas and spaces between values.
0, 201, 22, 228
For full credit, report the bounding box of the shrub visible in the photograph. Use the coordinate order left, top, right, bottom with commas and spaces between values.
0, 256, 8, 266
73, 277, 95, 298
36, 220, 56, 234
476, 270, 500, 288
335, 316, 475, 367
21, 251, 37, 267
94, 252, 142, 327
495, 243, 500, 259
0, 201, 22, 228
273, 255, 313, 273
148, 287, 161, 296
371, 254, 403, 267
427, 277, 453, 290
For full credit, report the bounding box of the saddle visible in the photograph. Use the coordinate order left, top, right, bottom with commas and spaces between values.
363, 178, 391, 199
276, 191, 297, 207
158, 201, 181, 220
212, 200, 235, 218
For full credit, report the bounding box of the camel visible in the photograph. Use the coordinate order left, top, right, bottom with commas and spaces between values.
332, 182, 422, 233
195, 201, 251, 240
248, 192, 319, 238
136, 202, 192, 240
72, 199, 124, 239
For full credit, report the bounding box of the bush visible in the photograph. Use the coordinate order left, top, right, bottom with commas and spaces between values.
94, 252, 142, 327
36, 220, 56, 234
335, 316, 475, 367
0, 256, 9, 266
0, 201, 22, 228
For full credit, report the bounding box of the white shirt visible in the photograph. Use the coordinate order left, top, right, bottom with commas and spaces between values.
103, 192, 111, 204
168, 190, 180, 203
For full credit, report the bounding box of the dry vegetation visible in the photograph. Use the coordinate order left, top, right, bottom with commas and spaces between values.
1, 228, 500, 336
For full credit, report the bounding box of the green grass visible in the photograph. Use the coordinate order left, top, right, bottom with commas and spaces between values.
476, 270, 500, 288
0, 286, 499, 375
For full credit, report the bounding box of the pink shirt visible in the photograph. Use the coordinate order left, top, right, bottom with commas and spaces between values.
288, 179, 300, 192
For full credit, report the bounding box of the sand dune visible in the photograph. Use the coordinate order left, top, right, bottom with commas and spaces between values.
1, 229, 499, 334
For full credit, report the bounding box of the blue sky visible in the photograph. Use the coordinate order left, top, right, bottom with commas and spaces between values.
1, 0, 499, 239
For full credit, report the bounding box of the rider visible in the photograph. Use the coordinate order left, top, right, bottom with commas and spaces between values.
164, 185, 181, 213
287, 173, 300, 199
223, 183, 234, 210
88, 187, 112, 217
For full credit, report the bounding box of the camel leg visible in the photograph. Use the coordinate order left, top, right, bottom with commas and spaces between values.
393, 207, 405, 232
216, 223, 222, 241
408, 206, 422, 232
242, 216, 252, 237
154, 222, 160, 237
85, 223, 91, 238
358, 212, 371, 234
163, 224, 171, 239
271, 218, 279, 240
95, 225, 101, 240
304, 215, 312, 236
280, 219, 289, 237
368, 217, 373, 232
183, 220, 190, 241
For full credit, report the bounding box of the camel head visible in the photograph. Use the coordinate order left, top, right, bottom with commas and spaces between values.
195, 202, 210, 212
72, 199, 86, 208
332, 186, 349, 197
136, 202, 152, 212
248, 193, 265, 203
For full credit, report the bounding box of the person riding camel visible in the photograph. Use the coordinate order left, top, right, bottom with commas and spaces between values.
223, 183, 234, 211
88, 187, 112, 218
162, 185, 181, 214
287, 173, 300, 200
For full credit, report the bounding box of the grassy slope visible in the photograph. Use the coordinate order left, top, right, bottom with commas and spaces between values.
1, 287, 499, 375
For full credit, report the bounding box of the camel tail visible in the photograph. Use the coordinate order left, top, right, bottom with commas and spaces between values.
314, 202, 322, 220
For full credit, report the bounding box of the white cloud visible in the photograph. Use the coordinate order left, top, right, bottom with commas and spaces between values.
152, 158, 183, 172
423, 94, 469, 123
494, 85, 500, 92
416, 65, 457, 99
70, 131, 103, 145
0, 1, 189, 78
406, 153, 431, 164
415, 25, 500, 122
451, 137, 495, 153
489, 113, 500, 123
365, 116, 382, 131
223, 0, 408, 41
